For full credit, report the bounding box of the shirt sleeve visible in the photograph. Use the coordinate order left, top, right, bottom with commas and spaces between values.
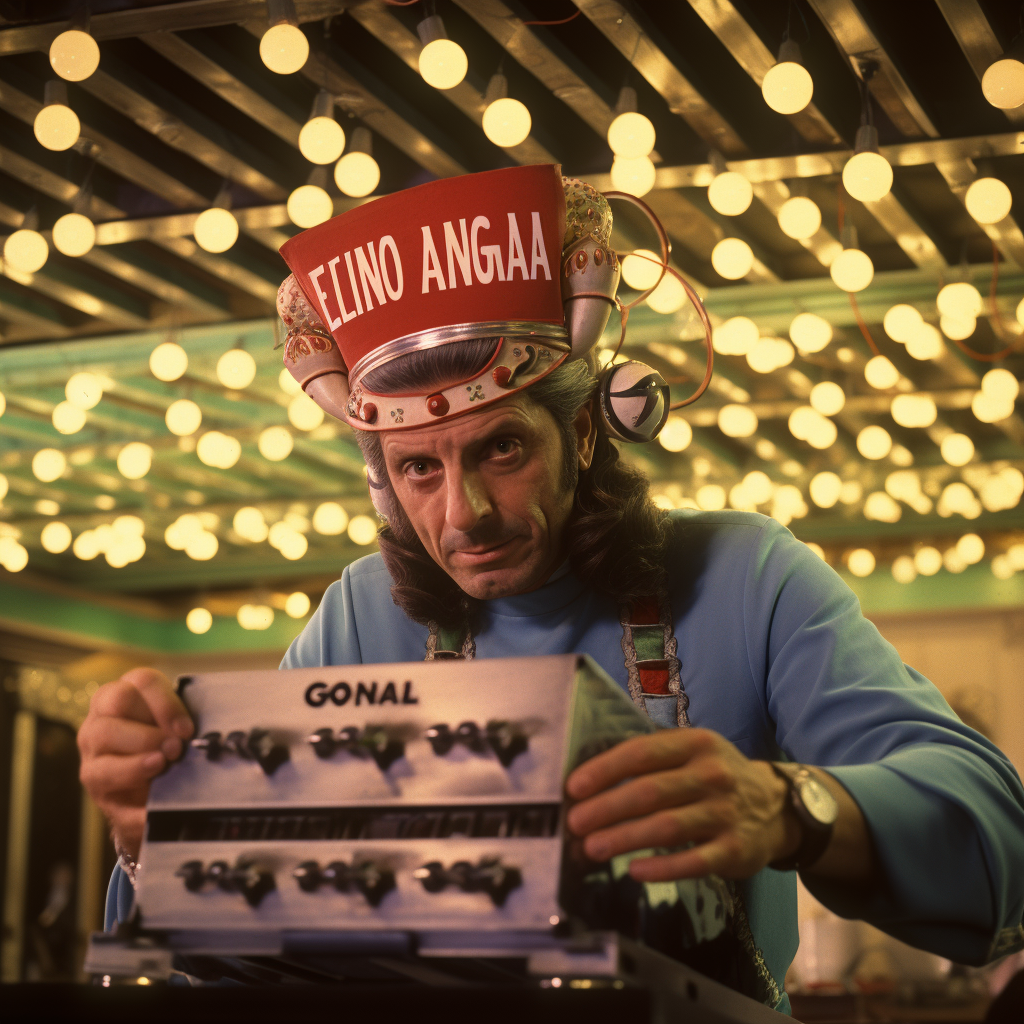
743, 517, 1024, 965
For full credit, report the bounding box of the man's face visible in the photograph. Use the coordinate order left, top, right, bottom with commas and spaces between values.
380, 395, 594, 600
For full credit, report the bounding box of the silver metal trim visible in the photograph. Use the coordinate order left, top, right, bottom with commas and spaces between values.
349, 321, 569, 387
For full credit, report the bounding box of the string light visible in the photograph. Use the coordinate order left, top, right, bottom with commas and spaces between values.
940, 432, 975, 467
809, 381, 845, 416
66, 371, 103, 409
288, 392, 325, 431
185, 530, 218, 561
711, 237, 754, 280
417, 14, 467, 90
982, 56, 1024, 109
708, 170, 753, 217
979, 467, 1023, 511
347, 514, 378, 546
857, 425, 892, 460
717, 404, 758, 438
892, 555, 917, 583
287, 182, 333, 228
32, 448, 67, 482
150, 340, 188, 381
840, 480, 863, 504
312, 501, 348, 535
658, 417, 693, 452
299, 90, 345, 164
964, 177, 1013, 224
216, 348, 257, 389
50, 28, 100, 81
34, 80, 80, 150
260, 0, 308, 74
258, 425, 293, 461
285, 591, 311, 618
481, 73, 531, 148
0, 537, 29, 573
747, 336, 794, 374
864, 355, 899, 390
186, 607, 212, 634
193, 205, 238, 253
891, 393, 937, 428
52, 400, 86, 434
905, 322, 944, 361
842, 126, 892, 203
117, 442, 152, 480
269, 521, 307, 560
847, 549, 876, 577
939, 481, 982, 518
166, 399, 202, 436
4, 227, 49, 274
607, 86, 656, 158
940, 314, 976, 341
646, 274, 685, 313
864, 491, 901, 523
335, 128, 380, 198
197, 431, 241, 469
972, 389, 1014, 424
957, 534, 985, 565
52, 212, 95, 256
621, 250, 662, 290
789, 312, 832, 352
830, 246, 873, 292
713, 316, 759, 356
41, 521, 73, 554
936, 281, 982, 320
238, 604, 274, 629
809, 471, 842, 508
610, 156, 656, 197
914, 546, 942, 576
234, 506, 269, 543
777, 196, 821, 239
981, 367, 1020, 405
883, 304, 922, 342
762, 38, 813, 115
279, 368, 301, 395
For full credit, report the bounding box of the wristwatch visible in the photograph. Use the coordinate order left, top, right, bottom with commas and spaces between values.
767, 762, 839, 872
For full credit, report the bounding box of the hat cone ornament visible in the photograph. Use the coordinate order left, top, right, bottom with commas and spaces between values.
276, 165, 713, 444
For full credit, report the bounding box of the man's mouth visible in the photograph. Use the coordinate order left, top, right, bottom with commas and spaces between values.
450, 536, 523, 567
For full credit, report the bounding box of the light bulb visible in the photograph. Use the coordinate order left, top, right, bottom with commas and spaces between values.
482, 97, 531, 148
285, 591, 311, 618
186, 530, 218, 561
981, 367, 1020, 403
658, 416, 692, 452
940, 314, 976, 340
891, 555, 917, 584
609, 156, 656, 197
196, 431, 241, 469
258, 425, 293, 461
150, 341, 187, 381
857, 424, 892, 460
957, 533, 985, 565
883, 304, 922, 342
830, 247, 873, 292
762, 61, 813, 115
238, 603, 274, 629
717, 404, 758, 438
34, 102, 80, 150
347, 514, 378, 546
66, 371, 103, 409
713, 316, 759, 356
4, 229, 49, 273
905, 322, 944, 361
216, 349, 256, 389
777, 196, 821, 239
40, 521, 72, 554
607, 111, 656, 158
864, 491, 901, 523
334, 151, 380, 198
788, 405, 820, 440
49, 29, 100, 81
287, 184, 333, 228
419, 38, 467, 89
890, 393, 937, 428
279, 367, 301, 395
288, 392, 325, 430
842, 151, 893, 202
621, 249, 662, 291
165, 398, 202, 436
278, 529, 308, 560
260, 22, 309, 74
747, 336, 793, 374
117, 441, 152, 479
711, 237, 754, 280
937, 281, 982, 319
299, 116, 345, 164
707, 171, 753, 216
233, 506, 268, 543
1017, 296, 1024, 328
983, 57, 1024, 108
809, 381, 845, 416
1011, 543, 1024, 570
193, 207, 238, 253
646, 274, 685, 313
186, 607, 212, 634
864, 356, 899, 390
789, 312, 831, 353
113, 515, 144, 537
972, 390, 1014, 423
312, 501, 349, 535
805, 414, 837, 449
965, 177, 1013, 224
52, 212, 95, 256
32, 448, 66, 482
742, 471, 773, 505
695, 484, 726, 511
809, 471, 842, 508
52, 400, 86, 434
914, 546, 942, 576
940, 432, 974, 466
847, 548, 875, 577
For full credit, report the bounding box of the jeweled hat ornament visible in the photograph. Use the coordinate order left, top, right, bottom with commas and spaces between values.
277, 163, 712, 445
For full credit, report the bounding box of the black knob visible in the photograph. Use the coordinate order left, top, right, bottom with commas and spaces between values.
351, 861, 396, 907
307, 728, 336, 759
455, 721, 486, 753
469, 858, 522, 907
246, 729, 290, 776
293, 860, 322, 892
231, 861, 275, 907
175, 860, 205, 892
360, 727, 405, 771
207, 860, 232, 890
224, 730, 249, 757
413, 861, 448, 893
191, 731, 224, 760
425, 724, 455, 755
486, 721, 529, 767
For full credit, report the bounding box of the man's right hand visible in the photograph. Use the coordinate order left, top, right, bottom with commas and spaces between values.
77, 667, 194, 860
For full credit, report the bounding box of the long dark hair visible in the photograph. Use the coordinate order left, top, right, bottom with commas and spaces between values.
356, 342, 670, 629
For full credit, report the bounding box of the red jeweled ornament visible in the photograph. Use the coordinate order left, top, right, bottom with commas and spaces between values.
426, 393, 450, 416
492, 366, 513, 388
359, 403, 378, 424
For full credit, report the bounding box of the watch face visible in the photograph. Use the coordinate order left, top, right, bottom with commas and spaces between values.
800, 776, 840, 826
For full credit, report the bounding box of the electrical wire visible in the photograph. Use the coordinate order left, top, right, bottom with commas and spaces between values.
836, 186, 882, 356
949, 240, 1022, 362
521, 10, 581, 26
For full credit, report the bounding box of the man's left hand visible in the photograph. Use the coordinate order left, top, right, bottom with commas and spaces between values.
565, 728, 801, 882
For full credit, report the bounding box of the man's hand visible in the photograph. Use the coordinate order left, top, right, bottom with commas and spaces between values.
565, 728, 801, 883
77, 667, 193, 860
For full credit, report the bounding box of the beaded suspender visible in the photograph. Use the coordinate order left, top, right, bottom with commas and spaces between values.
619, 592, 689, 728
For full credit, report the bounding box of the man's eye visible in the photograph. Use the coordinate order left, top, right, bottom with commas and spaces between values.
493, 439, 517, 456
407, 460, 433, 477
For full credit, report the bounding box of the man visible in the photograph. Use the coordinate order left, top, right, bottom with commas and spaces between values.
79, 166, 1024, 1011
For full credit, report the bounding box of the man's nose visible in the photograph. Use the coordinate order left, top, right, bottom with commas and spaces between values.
446, 467, 493, 533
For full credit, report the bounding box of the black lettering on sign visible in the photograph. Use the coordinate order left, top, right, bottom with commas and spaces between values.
378, 682, 398, 705
305, 682, 328, 707
402, 681, 418, 705
356, 682, 377, 705
330, 682, 352, 706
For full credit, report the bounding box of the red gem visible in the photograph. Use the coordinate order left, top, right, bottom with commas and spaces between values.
594, 248, 604, 266
359, 403, 377, 424
426, 393, 449, 416
492, 366, 512, 388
